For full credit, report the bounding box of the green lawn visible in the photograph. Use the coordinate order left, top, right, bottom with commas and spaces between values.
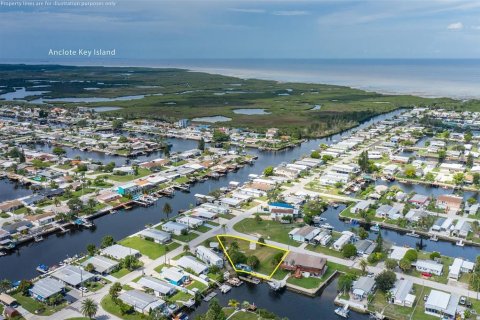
233, 218, 302, 247
119, 236, 180, 259
108, 168, 151, 182
101, 295, 145, 320
196, 225, 213, 233
172, 232, 200, 243
287, 276, 324, 289
186, 280, 208, 292
306, 243, 344, 259
167, 290, 192, 305
111, 268, 131, 278
13, 293, 67, 316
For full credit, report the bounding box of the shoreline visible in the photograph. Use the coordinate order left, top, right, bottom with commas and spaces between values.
1, 60, 480, 100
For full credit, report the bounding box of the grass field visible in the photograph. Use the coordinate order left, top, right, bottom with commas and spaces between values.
233, 218, 302, 247
13, 293, 67, 316
101, 295, 144, 320
119, 236, 180, 259
3, 65, 475, 137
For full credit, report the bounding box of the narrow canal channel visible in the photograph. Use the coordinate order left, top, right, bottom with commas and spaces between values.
0, 108, 410, 283
189, 279, 369, 320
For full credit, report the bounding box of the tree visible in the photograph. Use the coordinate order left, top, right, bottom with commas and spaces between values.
163, 203, 172, 219
18, 280, 32, 296
263, 166, 274, 177
404, 165, 416, 178
310, 150, 320, 159
358, 150, 370, 172
112, 119, 124, 130
123, 255, 140, 271
198, 138, 205, 151
101, 235, 115, 248
337, 273, 355, 294
399, 258, 412, 272
86, 244, 96, 256
255, 213, 262, 223
474, 173, 480, 186
430, 251, 441, 260
228, 299, 239, 309
358, 227, 369, 240
453, 172, 465, 185
438, 150, 447, 163
404, 249, 418, 262
52, 146, 66, 156
247, 255, 260, 269
258, 237, 265, 244
0, 279, 12, 293
375, 232, 383, 253
110, 282, 122, 300
359, 259, 368, 275
85, 263, 95, 273
465, 131, 473, 143
201, 298, 226, 320
424, 172, 435, 182
212, 129, 230, 143
385, 258, 398, 270
81, 298, 98, 319
322, 154, 334, 162
467, 153, 474, 168
375, 270, 397, 292
342, 243, 357, 258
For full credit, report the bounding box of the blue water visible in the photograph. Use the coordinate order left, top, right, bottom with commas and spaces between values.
73, 58, 480, 100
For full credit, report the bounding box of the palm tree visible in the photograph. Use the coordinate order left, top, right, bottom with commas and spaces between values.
0, 279, 12, 293
359, 259, 368, 275
81, 298, 98, 319
183, 245, 190, 253
163, 203, 172, 220
228, 299, 239, 309
53, 197, 61, 207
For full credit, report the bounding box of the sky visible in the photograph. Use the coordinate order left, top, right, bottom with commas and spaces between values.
0, 0, 480, 60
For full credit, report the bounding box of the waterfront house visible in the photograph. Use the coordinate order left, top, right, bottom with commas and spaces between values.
436, 195, 463, 214
448, 258, 474, 280
101, 244, 140, 260
176, 216, 203, 229
119, 290, 165, 315
51, 265, 95, 287
195, 245, 223, 268
383, 164, 399, 176
452, 220, 471, 238
0, 200, 23, 213
25, 212, 56, 227
354, 239, 376, 257
352, 276, 376, 300
268, 202, 298, 220
409, 194, 429, 207
333, 231, 355, 251
405, 209, 427, 223
351, 200, 373, 214
281, 252, 326, 276
177, 256, 209, 275
139, 229, 171, 244
319, 172, 349, 186
29, 277, 65, 302
312, 231, 332, 246
161, 267, 189, 286
289, 226, 320, 243
161, 221, 188, 236
424, 290, 459, 320
390, 278, 415, 307
2, 221, 32, 234
415, 259, 443, 276
117, 182, 140, 196
389, 246, 410, 261
81, 255, 120, 275
137, 276, 177, 297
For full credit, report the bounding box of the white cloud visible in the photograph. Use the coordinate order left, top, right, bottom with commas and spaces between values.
447, 22, 463, 30
273, 10, 308, 16
229, 8, 265, 14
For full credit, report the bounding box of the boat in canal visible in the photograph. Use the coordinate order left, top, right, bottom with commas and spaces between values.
34, 235, 44, 242
36, 264, 49, 273
456, 240, 465, 247
370, 224, 380, 233
335, 304, 350, 318
406, 231, 420, 238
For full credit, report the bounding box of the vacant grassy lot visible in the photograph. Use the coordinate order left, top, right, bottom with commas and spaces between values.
218, 235, 288, 277
233, 218, 302, 247
119, 236, 180, 259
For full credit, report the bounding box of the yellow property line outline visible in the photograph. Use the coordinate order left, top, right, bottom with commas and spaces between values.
216, 234, 290, 280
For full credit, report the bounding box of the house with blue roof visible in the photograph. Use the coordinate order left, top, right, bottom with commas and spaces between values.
268, 202, 299, 220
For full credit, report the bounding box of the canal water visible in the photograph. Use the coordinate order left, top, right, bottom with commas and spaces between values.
0, 179, 33, 202
189, 278, 369, 320
0, 108, 414, 282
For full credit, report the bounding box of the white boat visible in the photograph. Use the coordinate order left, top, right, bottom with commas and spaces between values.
220, 284, 232, 294
0, 251, 6, 257
321, 223, 334, 230
34, 235, 44, 242
267, 279, 286, 291
406, 231, 420, 238
370, 224, 380, 233
335, 304, 350, 318
456, 240, 464, 247
429, 235, 439, 242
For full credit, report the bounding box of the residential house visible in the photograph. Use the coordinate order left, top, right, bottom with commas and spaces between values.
161, 221, 188, 236
281, 252, 327, 276
448, 258, 475, 280
415, 259, 443, 276
137, 276, 176, 297
436, 195, 463, 214
390, 278, 416, 307
100, 244, 140, 260
177, 256, 209, 275
352, 276, 376, 300
161, 267, 189, 286
289, 226, 320, 243
195, 245, 223, 268
119, 290, 165, 315
29, 277, 65, 302
333, 231, 355, 251
424, 290, 459, 320
139, 229, 171, 244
